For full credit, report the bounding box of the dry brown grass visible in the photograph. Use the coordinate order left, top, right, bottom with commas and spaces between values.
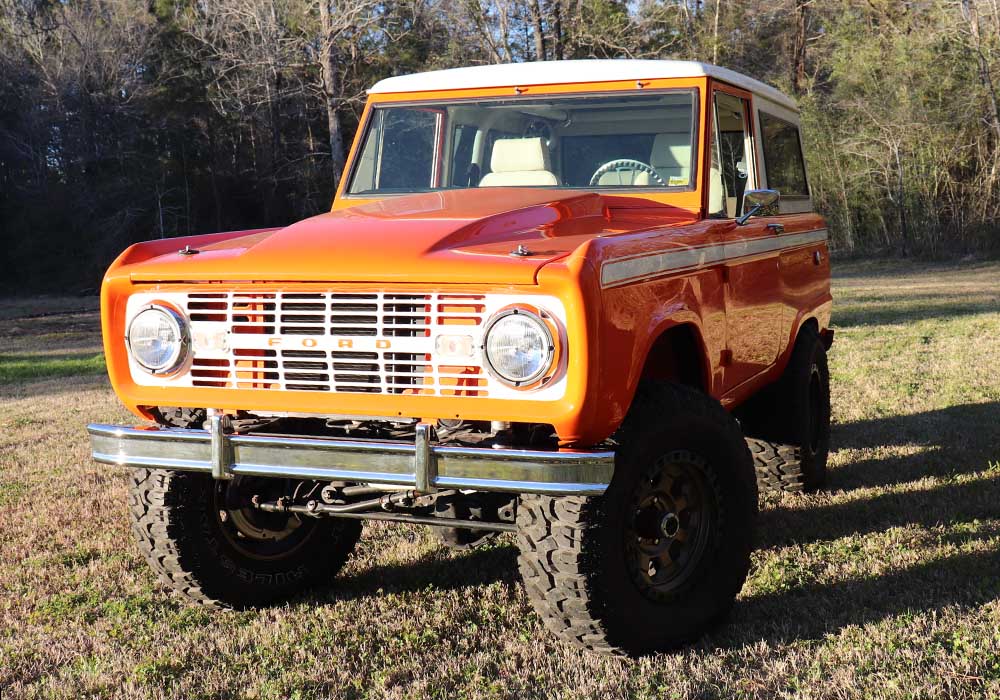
2, 261, 999, 699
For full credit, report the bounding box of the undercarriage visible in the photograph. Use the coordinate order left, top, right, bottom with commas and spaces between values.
242, 478, 518, 534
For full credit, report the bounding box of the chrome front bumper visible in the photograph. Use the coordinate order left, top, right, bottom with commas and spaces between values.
87, 423, 615, 496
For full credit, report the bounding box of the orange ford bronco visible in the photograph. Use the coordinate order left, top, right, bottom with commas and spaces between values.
89, 59, 832, 655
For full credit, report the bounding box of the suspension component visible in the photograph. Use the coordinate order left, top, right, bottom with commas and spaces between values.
250, 486, 516, 532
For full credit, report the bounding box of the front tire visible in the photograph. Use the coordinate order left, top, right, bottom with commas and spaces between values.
129, 469, 361, 607
516, 382, 757, 655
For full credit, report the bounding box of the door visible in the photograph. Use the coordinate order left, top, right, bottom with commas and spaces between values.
708, 88, 783, 391
754, 107, 830, 338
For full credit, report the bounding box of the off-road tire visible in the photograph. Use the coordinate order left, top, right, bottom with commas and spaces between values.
516, 382, 757, 655
746, 438, 805, 492
129, 469, 361, 608
743, 325, 831, 493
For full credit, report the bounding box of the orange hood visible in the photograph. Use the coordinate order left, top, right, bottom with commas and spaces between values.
125, 189, 694, 286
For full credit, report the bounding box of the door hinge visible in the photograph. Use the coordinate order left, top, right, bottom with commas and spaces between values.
720, 349, 733, 367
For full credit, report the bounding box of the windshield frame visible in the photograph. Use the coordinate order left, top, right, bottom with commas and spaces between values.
340, 88, 701, 200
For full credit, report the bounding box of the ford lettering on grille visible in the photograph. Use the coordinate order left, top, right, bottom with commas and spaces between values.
186, 291, 484, 396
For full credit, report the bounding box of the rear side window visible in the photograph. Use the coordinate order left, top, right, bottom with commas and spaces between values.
759, 112, 809, 198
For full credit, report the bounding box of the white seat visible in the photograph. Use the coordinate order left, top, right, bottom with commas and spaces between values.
479, 137, 559, 187
650, 133, 691, 185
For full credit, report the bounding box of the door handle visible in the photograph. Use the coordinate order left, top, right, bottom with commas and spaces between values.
767, 223, 785, 234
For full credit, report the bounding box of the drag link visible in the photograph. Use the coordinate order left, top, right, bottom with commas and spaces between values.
250, 492, 516, 532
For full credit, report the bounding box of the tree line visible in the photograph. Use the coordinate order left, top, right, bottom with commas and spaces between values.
1, 0, 998, 294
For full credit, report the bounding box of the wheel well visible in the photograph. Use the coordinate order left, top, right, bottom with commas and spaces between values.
639, 324, 707, 393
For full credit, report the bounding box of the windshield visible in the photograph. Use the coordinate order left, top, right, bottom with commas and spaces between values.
346, 91, 696, 195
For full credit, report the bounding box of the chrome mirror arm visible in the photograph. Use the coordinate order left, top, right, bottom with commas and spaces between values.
734, 188, 781, 226
735, 205, 761, 226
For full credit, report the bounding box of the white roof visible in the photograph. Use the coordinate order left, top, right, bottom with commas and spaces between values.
369, 59, 797, 110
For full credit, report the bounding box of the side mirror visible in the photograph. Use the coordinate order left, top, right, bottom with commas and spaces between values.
735, 189, 780, 225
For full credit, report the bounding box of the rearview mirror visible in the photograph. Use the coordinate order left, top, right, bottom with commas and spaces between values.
736, 189, 780, 225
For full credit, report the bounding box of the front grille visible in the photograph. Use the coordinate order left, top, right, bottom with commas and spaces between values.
182, 291, 488, 396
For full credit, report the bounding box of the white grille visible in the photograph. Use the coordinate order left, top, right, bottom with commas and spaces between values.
182, 291, 487, 396
125, 290, 569, 401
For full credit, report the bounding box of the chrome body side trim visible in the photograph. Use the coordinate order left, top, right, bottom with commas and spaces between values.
87, 423, 614, 496
600, 227, 828, 288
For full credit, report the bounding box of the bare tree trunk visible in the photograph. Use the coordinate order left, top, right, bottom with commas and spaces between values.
264, 69, 281, 182
551, 0, 564, 60
791, 0, 808, 94
529, 0, 546, 60
182, 138, 191, 235
319, 0, 346, 187
712, 0, 722, 64
208, 120, 223, 231
893, 143, 909, 256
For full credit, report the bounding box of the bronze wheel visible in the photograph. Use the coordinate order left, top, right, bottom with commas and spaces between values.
625, 450, 719, 602
215, 477, 314, 561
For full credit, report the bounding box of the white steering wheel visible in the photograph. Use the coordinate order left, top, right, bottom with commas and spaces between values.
589, 159, 666, 187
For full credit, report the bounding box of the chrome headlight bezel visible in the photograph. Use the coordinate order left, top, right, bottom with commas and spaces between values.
481, 307, 557, 388
125, 303, 191, 375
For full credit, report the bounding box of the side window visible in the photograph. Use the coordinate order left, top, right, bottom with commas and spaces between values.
708, 92, 752, 218
348, 108, 439, 193
759, 112, 809, 198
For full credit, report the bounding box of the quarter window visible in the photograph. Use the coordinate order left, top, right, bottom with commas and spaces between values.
759, 112, 809, 197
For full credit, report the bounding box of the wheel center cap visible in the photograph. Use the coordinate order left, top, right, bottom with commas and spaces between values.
659, 512, 680, 538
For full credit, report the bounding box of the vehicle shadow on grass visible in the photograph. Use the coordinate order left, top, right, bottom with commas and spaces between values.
758, 471, 1000, 550
730, 400, 1000, 647
718, 538, 1000, 651
830, 401, 999, 490
759, 401, 999, 549
832, 296, 999, 328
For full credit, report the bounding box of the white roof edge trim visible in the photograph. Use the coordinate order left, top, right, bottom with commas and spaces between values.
368, 59, 797, 111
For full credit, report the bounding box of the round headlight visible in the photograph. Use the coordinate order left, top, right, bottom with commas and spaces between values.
126, 305, 189, 374
483, 308, 555, 386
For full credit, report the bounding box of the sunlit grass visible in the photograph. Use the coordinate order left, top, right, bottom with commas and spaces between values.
0, 352, 105, 384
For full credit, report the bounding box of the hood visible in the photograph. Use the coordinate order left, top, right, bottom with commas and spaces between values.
127, 189, 695, 286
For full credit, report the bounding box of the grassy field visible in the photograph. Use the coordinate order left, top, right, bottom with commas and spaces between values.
1, 260, 999, 700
